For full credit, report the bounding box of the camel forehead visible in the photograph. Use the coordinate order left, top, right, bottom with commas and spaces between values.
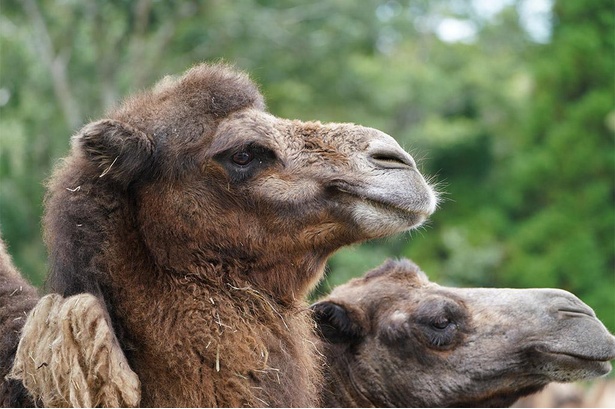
362, 259, 431, 288
211, 110, 383, 161
328, 261, 434, 307
207, 110, 282, 153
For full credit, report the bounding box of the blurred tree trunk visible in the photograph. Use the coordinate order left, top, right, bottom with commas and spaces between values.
21, 0, 82, 130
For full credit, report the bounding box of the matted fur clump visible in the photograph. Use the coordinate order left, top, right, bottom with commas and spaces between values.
10, 293, 140, 407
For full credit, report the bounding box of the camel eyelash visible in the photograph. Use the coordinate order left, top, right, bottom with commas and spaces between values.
425, 322, 458, 348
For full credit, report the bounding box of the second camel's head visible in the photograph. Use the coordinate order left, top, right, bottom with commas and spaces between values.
313, 259, 615, 407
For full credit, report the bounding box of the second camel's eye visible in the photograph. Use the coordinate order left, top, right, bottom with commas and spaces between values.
232, 151, 254, 166
431, 318, 451, 330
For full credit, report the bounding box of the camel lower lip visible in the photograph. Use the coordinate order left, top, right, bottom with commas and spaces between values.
344, 195, 430, 231
362, 196, 426, 217
329, 185, 430, 219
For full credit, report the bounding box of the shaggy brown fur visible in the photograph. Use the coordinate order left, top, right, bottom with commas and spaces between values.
312, 259, 615, 407
10, 293, 140, 407
0, 236, 39, 407
31, 63, 435, 407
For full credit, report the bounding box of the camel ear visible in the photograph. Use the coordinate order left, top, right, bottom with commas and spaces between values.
310, 301, 364, 344
74, 119, 155, 185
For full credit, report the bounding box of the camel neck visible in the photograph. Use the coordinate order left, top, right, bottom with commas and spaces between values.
109, 261, 321, 407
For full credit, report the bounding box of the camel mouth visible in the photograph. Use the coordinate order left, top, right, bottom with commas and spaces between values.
550, 351, 615, 363
536, 343, 615, 362
327, 182, 435, 221
535, 347, 614, 376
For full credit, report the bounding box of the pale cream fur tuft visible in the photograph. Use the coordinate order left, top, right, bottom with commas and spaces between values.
9, 293, 140, 407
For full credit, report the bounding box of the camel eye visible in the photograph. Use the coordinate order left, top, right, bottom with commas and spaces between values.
427, 320, 457, 348
215, 144, 276, 183
431, 318, 451, 330
232, 151, 254, 166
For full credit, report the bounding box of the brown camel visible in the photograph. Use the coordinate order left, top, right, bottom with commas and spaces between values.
312, 259, 615, 407
4, 63, 436, 407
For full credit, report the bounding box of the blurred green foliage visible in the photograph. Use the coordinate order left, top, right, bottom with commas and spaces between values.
0, 0, 613, 331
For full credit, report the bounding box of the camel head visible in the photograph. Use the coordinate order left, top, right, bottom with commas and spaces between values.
47, 63, 436, 301
312, 259, 615, 407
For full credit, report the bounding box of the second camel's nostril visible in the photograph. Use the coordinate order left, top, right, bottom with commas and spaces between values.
368, 150, 416, 170
557, 308, 595, 319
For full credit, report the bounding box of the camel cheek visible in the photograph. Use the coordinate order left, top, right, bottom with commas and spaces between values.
253, 176, 321, 205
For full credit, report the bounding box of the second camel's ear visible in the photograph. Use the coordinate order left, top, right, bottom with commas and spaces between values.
310, 301, 365, 344
73, 119, 155, 185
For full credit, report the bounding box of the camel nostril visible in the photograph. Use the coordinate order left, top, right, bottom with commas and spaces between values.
557, 308, 595, 319
368, 151, 415, 170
